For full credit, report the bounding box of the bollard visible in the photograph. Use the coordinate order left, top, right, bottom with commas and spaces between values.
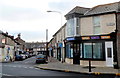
89, 60, 92, 72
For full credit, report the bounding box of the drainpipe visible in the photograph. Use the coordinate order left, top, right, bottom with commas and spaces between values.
115, 12, 119, 69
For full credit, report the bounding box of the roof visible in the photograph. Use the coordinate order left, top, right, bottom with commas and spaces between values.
65, 6, 90, 16
85, 2, 120, 15
25, 42, 46, 48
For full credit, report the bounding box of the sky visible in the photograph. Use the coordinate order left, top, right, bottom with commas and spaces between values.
0, 0, 120, 42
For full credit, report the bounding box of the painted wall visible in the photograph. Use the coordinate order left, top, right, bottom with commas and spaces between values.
80, 14, 116, 36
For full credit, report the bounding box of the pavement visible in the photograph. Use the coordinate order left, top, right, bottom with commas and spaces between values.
34, 57, 120, 76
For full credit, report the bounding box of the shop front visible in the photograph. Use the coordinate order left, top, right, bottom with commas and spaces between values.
64, 33, 118, 67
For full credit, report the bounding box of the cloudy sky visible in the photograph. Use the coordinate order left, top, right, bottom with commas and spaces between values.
0, 0, 120, 42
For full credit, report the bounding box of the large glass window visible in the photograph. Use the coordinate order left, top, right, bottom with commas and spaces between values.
66, 43, 71, 58
66, 18, 74, 37
83, 43, 92, 58
66, 43, 73, 58
81, 42, 104, 60
93, 43, 103, 59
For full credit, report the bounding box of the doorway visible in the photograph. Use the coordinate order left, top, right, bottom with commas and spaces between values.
73, 43, 80, 64
105, 41, 113, 67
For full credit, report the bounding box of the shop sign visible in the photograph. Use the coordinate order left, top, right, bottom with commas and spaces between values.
101, 36, 110, 39
2, 39, 5, 44
91, 36, 100, 39
66, 38, 75, 41
106, 23, 115, 26
82, 37, 90, 40
58, 43, 63, 48
8, 47, 10, 50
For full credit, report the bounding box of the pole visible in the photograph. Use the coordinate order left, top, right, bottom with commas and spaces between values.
89, 60, 92, 72
46, 29, 48, 60
47, 10, 63, 62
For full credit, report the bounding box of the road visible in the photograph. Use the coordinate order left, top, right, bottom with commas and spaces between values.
1, 56, 119, 78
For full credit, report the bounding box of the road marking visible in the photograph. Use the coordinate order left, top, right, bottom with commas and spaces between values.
24, 67, 28, 68
0, 73, 13, 76
2, 65, 36, 70
29, 67, 34, 69
35, 68, 39, 70
12, 66, 17, 67
18, 66, 22, 68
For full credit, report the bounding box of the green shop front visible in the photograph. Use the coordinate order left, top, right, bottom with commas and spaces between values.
64, 33, 118, 68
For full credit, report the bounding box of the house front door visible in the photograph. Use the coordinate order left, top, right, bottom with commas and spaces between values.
105, 41, 113, 67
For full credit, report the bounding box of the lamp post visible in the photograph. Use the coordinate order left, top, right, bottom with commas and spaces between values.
47, 10, 62, 29
47, 10, 63, 62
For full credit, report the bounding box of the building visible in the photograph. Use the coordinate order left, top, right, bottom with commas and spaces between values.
15, 33, 26, 52
48, 23, 66, 62
0, 31, 17, 62
26, 42, 47, 55
64, 2, 120, 68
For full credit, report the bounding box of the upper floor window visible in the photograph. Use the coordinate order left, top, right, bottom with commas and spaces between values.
93, 16, 101, 34
76, 18, 80, 35
66, 18, 74, 37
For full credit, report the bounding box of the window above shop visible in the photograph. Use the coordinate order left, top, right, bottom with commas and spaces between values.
66, 18, 75, 37
93, 16, 101, 35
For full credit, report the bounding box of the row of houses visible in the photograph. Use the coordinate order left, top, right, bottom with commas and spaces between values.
0, 30, 48, 62
48, 2, 120, 69
0, 31, 25, 62
26, 42, 47, 55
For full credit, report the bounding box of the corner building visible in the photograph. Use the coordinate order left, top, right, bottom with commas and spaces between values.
64, 2, 120, 68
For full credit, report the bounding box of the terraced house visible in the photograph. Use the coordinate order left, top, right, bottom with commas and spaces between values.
49, 2, 120, 69
64, 2, 120, 68
0, 31, 16, 62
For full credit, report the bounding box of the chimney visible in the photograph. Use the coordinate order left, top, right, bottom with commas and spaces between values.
18, 33, 21, 39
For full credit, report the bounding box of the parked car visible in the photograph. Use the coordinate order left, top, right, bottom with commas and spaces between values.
20, 54, 26, 60
15, 55, 23, 61
35, 54, 46, 64
25, 52, 31, 58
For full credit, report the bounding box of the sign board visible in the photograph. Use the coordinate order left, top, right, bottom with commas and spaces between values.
2, 39, 5, 44
91, 36, 100, 39
82, 37, 90, 40
101, 36, 111, 39
66, 38, 75, 41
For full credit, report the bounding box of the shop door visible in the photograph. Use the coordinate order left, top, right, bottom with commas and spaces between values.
73, 44, 80, 64
105, 41, 113, 67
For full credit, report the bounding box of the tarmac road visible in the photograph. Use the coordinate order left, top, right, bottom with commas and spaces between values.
1, 56, 119, 78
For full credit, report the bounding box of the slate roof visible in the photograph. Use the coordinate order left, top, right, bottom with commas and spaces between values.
26, 42, 46, 48
85, 2, 120, 15
65, 6, 90, 17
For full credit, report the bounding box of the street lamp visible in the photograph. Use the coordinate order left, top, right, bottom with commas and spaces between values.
47, 10, 62, 27
47, 10, 63, 62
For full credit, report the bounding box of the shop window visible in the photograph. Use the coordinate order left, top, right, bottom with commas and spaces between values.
70, 44, 73, 58
66, 43, 74, 58
83, 43, 92, 58
93, 43, 103, 59
81, 42, 104, 60
66, 43, 71, 58
80, 44, 82, 58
